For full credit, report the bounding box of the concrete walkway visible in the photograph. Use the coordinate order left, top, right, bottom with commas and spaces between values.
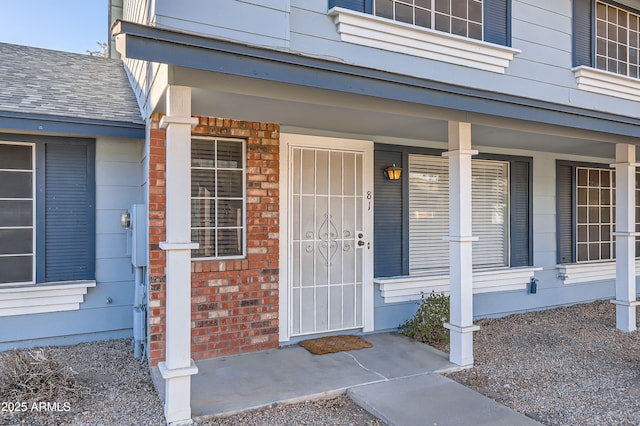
152, 333, 540, 425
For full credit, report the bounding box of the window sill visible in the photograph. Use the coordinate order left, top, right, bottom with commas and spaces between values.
0, 280, 96, 317
374, 267, 541, 303
556, 260, 640, 284
328, 7, 520, 74
572, 66, 640, 102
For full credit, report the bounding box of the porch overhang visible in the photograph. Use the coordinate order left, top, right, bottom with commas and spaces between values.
0, 110, 145, 139
112, 19, 640, 146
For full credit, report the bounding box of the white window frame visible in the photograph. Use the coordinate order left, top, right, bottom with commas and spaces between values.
575, 166, 616, 262
408, 154, 510, 274
191, 136, 247, 260
556, 164, 640, 285
594, 0, 640, 79
573, 166, 640, 263
573, 1, 640, 101
0, 141, 36, 286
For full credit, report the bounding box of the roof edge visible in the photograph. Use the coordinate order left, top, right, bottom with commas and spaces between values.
0, 110, 145, 139
112, 20, 640, 139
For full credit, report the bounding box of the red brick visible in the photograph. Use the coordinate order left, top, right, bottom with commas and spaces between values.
148, 114, 280, 365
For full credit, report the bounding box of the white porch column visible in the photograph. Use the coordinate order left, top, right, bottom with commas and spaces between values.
158, 85, 199, 425
611, 143, 640, 332
443, 121, 479, 367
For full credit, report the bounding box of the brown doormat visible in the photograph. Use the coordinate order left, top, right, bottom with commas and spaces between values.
299, 335, 373, 355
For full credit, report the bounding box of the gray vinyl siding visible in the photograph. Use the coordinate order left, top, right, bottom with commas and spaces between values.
122, 0, 156, 118
121, 0, 640, 123
95, 138, 144, 295
121, 58, 166, 119
153, 0, 291, 48
122, 0, 151, 25
122, 58, 148, 117
287, 0, 637, 119
0, 137, 144, 349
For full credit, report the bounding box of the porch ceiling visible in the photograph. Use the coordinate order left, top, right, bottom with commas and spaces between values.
163, 67, 621, 159
112, 20, 639, 159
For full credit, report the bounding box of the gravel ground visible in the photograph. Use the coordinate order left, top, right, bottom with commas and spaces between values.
446, 300, 640, 426
2, 300, 638, 425
0, 339, 165, 426
198, 396, 384, 426
0, 339, 381, 426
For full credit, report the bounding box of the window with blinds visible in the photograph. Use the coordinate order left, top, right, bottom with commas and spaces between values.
0, 143, 34, 285
191, 137, 246, 259
0, 137, 95, 286
408, 155, 509, 274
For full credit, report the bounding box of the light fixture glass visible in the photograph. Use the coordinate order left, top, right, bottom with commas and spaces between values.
385, 164, 402, 180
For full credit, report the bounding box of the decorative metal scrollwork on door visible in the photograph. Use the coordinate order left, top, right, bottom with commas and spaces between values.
303, 216, 353, 264
318, 214, 339, 266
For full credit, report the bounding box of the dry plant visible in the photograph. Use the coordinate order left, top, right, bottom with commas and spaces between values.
0, 347, 89, 404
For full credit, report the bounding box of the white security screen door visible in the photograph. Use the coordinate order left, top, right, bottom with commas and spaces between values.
288, 138, 372, 337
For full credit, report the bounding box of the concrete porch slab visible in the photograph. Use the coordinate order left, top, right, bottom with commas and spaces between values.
151, 332, 540, 425
152, 333, 455, 418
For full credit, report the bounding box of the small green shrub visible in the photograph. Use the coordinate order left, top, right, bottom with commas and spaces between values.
399, 291, 450, 347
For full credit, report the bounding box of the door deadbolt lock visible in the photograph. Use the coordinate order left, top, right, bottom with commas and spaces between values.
357, 233, 363, 239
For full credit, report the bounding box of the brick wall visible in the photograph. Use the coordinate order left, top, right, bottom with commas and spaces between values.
147, 113, 280, 366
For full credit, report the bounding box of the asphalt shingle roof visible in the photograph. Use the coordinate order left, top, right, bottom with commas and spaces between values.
0, 42, 143, 125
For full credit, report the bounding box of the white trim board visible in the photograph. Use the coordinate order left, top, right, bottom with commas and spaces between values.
557, 260, 640, 285
573, 66, 640, 102
375, 267, 542, 303
0, 280, 96, 317
329, 7, 520, 74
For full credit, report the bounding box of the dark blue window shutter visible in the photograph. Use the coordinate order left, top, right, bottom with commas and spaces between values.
328, 0, 368, 13
573, 0, 593, 67
484, 0, 511, 46
509, 159, 531, 266
374, 150, 403, 278
45, 143, 95, 281
556, 162, 575, 263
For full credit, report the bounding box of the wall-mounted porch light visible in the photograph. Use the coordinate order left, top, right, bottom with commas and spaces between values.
385, 164, 402, 180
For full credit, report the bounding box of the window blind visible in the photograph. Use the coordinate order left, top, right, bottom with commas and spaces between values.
408, 155, 509, 273
409, 155, 450, 273
472, 159, 509, 268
